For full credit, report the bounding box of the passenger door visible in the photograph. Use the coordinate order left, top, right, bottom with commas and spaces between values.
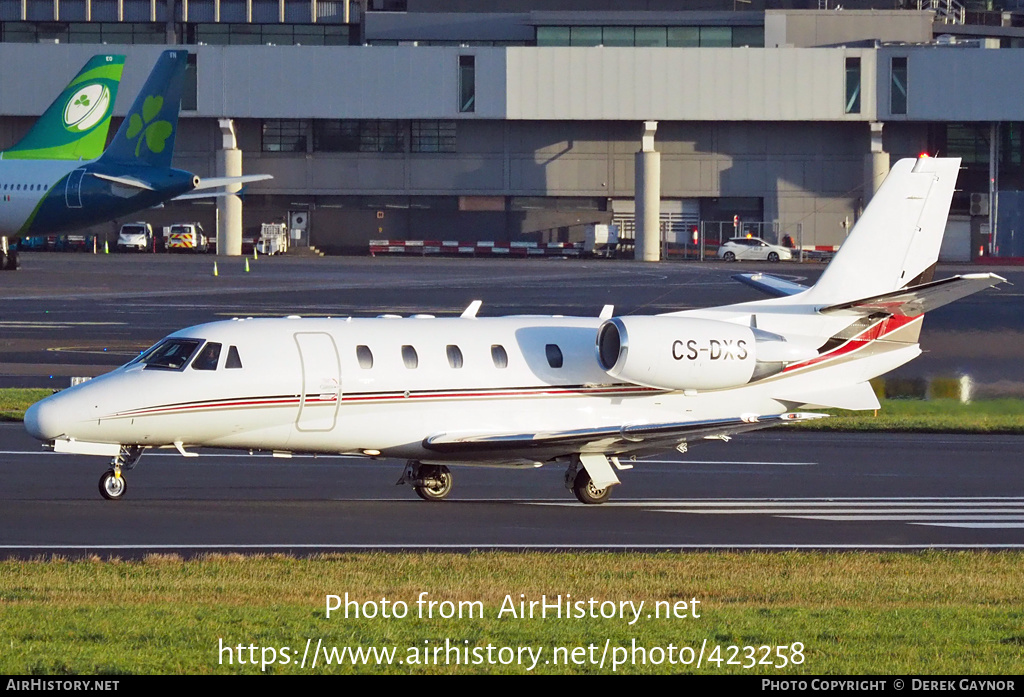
294, 332, 340, 432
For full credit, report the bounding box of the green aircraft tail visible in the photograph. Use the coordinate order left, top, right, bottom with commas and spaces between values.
2, 54, 125, 161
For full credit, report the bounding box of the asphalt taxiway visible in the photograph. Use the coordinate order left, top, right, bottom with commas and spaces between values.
1, 425, 1021, 555
1, 253, 1022, 555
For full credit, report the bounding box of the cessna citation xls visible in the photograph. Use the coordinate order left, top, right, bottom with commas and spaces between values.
25, 156, 1005, 503
0, 50, 269, 237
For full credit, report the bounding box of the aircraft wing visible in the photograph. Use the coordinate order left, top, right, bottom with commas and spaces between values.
819, 273, 1007, 317
732, 273, 810, 297
423, 412, 827, 459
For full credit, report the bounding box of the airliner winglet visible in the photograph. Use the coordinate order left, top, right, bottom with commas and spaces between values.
23, 156, 1006, 504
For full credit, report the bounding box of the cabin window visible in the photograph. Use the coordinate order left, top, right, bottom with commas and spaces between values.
356, 345, 374, 369
402, 345, 419, 369
225, 345, 243, 369
446, 345, 464, 369
545, 344, 564, 369
491, 344, 508, 369
191, 342, 222, 371
142, 338, 202, 371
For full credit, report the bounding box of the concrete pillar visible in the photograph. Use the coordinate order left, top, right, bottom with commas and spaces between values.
216, 119, 243, 257
864, 121, 889, 204
635, 121, 661, 262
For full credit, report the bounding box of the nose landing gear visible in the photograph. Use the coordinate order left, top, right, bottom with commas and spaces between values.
98, 445, 145, 501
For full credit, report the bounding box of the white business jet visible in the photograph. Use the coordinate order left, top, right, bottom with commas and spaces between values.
24, 156, 1005, 503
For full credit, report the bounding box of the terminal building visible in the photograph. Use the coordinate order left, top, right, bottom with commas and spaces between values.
2, 0, 1024, 257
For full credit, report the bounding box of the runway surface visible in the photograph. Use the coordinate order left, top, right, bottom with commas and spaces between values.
2, 254, 1022, 556
2, 425, 1021, 555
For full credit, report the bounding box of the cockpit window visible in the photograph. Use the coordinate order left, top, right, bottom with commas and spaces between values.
142, 339, 202, 371
226, 345, 243, 369
191, 342, 222, 371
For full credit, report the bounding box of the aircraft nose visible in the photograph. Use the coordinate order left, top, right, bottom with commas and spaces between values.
24, 396, 65, 441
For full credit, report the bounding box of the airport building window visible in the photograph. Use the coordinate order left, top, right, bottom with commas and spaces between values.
315, 120, 406, 153
491, 345, 509, 369
226, 346, 243, 369
191, 342, 222, 371
314, 121, 359, 152
635, 27, 668, 48
536, 25, 762, 48
187, 22, 353, 46
262, 120, 307, 153
545, 344, 564, 369
356, 345, 374, 369
535, 26, 570, 46
459, 55, 475, 114
361, 121, 405, 153
570, 26, 602, 46
402, 345, 419, 369
0, 22, 165, 44
890, 56, 908, 115
411, 121, 456, 153
446, 345, 464, 369
845, 57, 861, 115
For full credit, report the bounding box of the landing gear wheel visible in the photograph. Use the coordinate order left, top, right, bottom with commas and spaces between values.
98, 469, 126, 500
413, 465, 453, 502
572, 471, 612, 505
723, 251, 736, 262
767, 251, 780, 262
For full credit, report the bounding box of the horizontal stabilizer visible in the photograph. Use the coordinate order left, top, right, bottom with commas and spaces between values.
733, 273, 809, 298
775, 381, 880, 411
193, 174, 273, 191
819, 273, 1006, 317
424, 412, 828, 458
90, 172, 154, 190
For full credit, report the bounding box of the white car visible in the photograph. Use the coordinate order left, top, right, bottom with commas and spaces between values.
717, 236, 792, 262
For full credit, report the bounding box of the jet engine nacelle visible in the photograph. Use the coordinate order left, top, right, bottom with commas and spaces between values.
596, 316, 813, 391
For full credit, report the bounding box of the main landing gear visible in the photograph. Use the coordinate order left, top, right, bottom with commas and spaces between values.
564, 454, 620, 505
397, 461, 453, 501
98, 445, 145, 500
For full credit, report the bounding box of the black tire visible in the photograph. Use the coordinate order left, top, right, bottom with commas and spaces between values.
413, 465, 452, 501
767, 251, 780, 262
98, 469, 126, 500
723, 251, 736, 262
572, 471, 612, 505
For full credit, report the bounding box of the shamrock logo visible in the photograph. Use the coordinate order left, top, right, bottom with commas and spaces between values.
74, 94, 90, 108
126, 95, 173, 158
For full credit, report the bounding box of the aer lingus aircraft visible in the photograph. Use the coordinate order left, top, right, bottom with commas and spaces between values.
0, 50, 269, 237
24, 156, 1006, 503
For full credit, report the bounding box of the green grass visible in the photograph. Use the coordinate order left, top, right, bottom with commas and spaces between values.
1, 552, 1021, 675
793, 398, 1024, 434
0, 389, 52, 422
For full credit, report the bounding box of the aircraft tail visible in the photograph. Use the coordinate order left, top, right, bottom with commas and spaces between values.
2, 54, 125, 161
802, 156, 962, 307
98, 50, 187, 169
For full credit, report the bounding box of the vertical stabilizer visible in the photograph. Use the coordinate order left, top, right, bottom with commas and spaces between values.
2, 54, 125, 161
803, 156, 961, 306
99, 50, 187, 169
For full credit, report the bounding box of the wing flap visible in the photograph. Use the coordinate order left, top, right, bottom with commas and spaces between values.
424, 412, 827, 458
774, 381, 880, 411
